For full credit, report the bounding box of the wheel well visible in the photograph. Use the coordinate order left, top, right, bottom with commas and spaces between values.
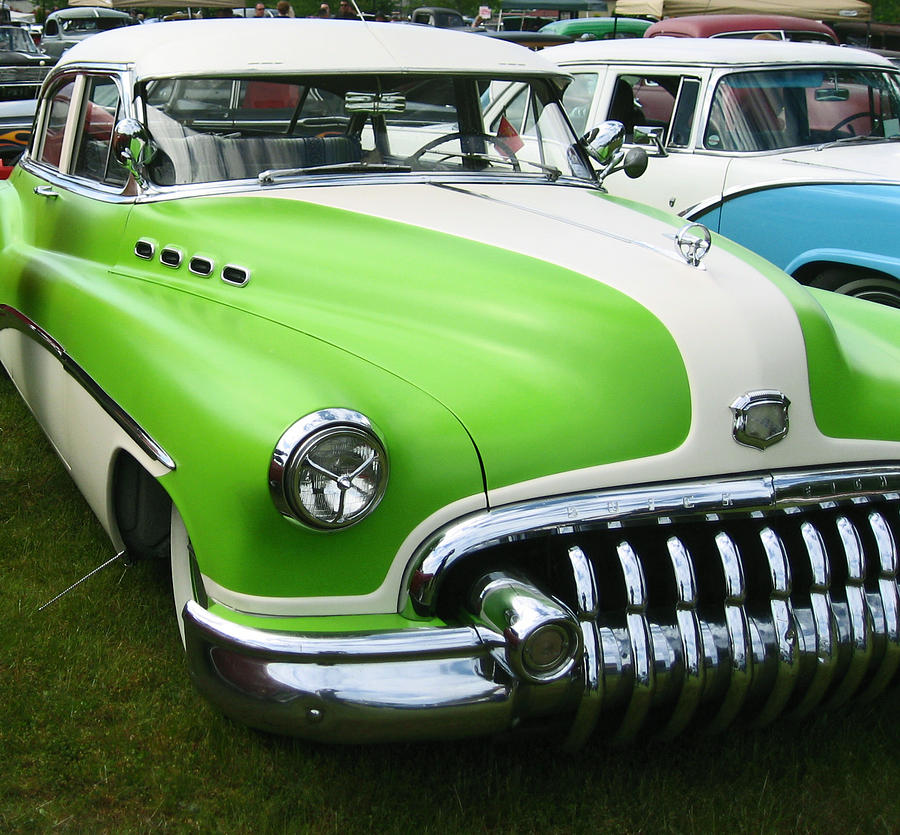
792, 260, 895, 286
112, 452, 172, 561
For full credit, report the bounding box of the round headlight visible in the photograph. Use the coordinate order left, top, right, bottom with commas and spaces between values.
270, 409, 388, 529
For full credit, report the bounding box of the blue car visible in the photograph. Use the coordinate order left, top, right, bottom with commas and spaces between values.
688, 181, 900, 308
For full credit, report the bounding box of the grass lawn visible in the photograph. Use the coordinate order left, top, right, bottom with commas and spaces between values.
3, 366, 900, 833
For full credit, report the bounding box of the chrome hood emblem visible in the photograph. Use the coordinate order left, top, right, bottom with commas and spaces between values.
675, 223, 711, 267
730, 390, 790, 450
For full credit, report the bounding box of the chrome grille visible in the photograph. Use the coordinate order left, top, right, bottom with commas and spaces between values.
563, 496, 900, 744
406, 466, 900, 743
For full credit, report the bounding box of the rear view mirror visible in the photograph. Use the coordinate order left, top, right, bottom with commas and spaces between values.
815, 87, 850, 102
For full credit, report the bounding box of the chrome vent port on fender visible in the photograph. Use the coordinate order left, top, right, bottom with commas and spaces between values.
189, 256, 214, 277
221, 265, 250, 287
160, 246, 183, 269
134, 239, 155, 260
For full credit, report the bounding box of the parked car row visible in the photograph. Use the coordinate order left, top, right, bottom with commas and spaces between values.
4, 19, 900, 747
541, 37, 900, 306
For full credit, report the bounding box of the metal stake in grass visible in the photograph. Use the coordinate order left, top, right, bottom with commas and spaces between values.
37, 550, 128, 612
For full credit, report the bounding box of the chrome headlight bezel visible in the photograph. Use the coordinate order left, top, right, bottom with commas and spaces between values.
269, 408, 389, 530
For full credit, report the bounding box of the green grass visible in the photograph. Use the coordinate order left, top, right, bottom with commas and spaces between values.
3, 366, 900, 834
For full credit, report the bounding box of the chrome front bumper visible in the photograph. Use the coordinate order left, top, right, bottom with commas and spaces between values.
184, 466, 900, 746
183, 600, 581, 743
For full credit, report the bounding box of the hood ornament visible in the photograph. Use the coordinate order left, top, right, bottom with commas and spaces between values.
675, 223, 711, 267
731, 390, 790, 450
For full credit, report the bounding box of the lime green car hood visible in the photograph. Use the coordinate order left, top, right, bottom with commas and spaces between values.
118, 181, 900, 493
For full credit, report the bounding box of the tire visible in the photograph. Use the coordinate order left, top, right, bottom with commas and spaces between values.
810, 267, 900, 309
170, 504, 194, 649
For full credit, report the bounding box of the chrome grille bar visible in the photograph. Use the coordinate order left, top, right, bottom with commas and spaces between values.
613, 541, 654, 742
860, 511, 900, 701
658, 536, 704, 739
827, 514, 871, 707
754, 526, 797, 725
792, 520, 836, 717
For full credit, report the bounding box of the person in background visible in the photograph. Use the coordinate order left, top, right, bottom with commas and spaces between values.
254, 3, 266, 16
276, 0, 294, 16
335, 0, 356, 19
317, 3, 331, 16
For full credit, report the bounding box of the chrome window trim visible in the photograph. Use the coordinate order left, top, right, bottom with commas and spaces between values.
0, 304, 175, 471
402, 465, 900, 618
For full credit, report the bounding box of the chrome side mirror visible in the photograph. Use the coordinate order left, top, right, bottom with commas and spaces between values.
580, 120, 648, 185
112, 118, 156, 188
633, 125, 668, 158
581, 119, 625, 166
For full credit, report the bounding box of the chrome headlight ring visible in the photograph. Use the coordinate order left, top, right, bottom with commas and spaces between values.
269, 409, 389, 530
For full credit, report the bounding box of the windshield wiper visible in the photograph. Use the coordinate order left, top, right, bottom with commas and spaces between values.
258, 162, 412, 184
814, 133, 895, 151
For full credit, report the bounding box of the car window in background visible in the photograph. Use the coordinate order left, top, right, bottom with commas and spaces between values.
562, 73, 599, 136
705, 67, 900, 152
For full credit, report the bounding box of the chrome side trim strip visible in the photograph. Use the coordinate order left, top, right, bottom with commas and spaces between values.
0, 305, 175, 471
683, 178, 900, 222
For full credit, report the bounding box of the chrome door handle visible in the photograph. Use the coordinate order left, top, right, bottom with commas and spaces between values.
33, 185, 59, 199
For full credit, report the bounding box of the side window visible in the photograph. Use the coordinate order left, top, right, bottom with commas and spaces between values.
72, 76, 126, 186
605, 74, 684, 139
488, 85, 535, 135
668, 77, 701, 148
37, 80, 76, 168
562, 73, 600, 137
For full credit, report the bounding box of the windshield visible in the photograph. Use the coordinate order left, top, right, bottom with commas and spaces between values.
61, 17, 132, 34
141, 73, 594, 186
705, 66, 900, 152
0, 26, 39, 53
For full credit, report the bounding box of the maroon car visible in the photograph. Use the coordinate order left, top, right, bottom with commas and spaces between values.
644, 14, 839, 44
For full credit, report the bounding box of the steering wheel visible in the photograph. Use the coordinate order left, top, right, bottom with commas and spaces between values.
408, 131, 520, 171
827, 111, 871, 136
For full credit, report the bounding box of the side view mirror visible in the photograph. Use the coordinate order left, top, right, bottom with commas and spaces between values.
632, 125, 668, 158
580, 120, 648, 185
112, 118, 156, 188
581, 119, 624, 166
621, 146, 648, 179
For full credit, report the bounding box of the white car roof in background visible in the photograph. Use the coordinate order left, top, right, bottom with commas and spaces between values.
546, 36, 895, 69
57, 18, 570, 80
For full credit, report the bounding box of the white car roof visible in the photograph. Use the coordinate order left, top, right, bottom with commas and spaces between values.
546, 36, 895, 70
57, 18, 568, 80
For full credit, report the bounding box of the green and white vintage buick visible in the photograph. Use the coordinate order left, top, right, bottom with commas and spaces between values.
3, 19, 900, 745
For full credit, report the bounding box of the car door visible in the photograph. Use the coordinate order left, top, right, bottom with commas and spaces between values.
1, 70, 147, 522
